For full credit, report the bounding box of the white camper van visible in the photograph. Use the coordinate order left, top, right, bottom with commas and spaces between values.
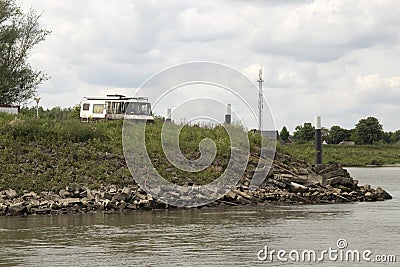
80, 94, 154, 122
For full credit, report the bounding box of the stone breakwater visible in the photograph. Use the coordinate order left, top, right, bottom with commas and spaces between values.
0, 153, 393, 216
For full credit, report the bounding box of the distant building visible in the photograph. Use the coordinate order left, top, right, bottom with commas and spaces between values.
261, 130, 279, 142
282, 136, 294, 145
338, 141, 355, 146
0, 105, 19, 114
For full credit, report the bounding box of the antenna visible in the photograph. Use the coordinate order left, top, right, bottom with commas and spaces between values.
257, 67, 264, 132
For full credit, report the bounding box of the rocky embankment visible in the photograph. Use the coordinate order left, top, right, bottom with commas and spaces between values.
226, 153, 392, 206
0, 153, 392, 216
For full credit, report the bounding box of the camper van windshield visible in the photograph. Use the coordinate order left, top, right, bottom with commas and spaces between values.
125, 102, 151, 116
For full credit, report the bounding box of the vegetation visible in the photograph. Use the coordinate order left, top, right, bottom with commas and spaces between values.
0, 111, 128, 193
0, 0, 50, 104
0, 108, 243, 193
293, 122, 314, 142
328, 125, 352, 144
278, 143, 400, 166
282, 116, 399, 166
288, 116, 399, 145
353, 116, 384, 145
279, 126, 289, 142
1, 107, 399, 194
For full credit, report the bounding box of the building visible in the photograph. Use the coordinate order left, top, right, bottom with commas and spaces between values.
0, 105, 19, 114
261, 130, 279, 142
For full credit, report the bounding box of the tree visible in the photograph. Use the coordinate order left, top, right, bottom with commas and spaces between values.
381, 132, 392, 144
279, 126, 289, 141
391, 130, 400, 144
321, 127, 329, 143
328, 125, 352, 144
293, 122, 314, 142
0, 0, 50, 105
353, 116, 384, 145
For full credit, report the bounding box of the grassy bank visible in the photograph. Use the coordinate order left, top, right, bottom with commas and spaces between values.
277, 143, 400, 166
1, 111, 398, 193
0, 113, 127, 192
1, 113, 262, 193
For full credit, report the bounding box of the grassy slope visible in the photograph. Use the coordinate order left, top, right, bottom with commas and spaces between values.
1, 113, 259, 192
0, 114, 129, 192
278, 143, 400, 166
1, 112, 398, 193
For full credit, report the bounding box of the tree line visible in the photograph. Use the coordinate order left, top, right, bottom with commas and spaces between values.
280, 116, 400, 145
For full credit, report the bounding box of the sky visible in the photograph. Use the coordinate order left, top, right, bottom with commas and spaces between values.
18, 0, 400, 132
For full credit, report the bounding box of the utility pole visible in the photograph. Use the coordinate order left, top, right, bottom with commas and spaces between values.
257, 68, 264, 132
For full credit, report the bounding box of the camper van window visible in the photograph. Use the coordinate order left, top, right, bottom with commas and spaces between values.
106, 101, 124, 114
82, 103, 90, 111
126, 103, 151, 115
93, 104, 104, 114
106, 102, 112, 114
140, 103, 150, 115
114, 102, 123, 114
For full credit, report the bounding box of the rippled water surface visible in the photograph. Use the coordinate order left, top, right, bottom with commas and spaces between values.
0, 167, 399, 266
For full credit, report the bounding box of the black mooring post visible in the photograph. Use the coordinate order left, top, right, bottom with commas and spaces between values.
225, 104, 231, 124
315, 116, 322, 164
166, 108, 171, 123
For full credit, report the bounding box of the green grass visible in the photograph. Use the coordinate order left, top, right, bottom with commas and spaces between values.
142, 122, 234, 185
278, 143, 400, 166
0, 113, 129, 192
1, 110, 399, 194
0, 113, 245, 192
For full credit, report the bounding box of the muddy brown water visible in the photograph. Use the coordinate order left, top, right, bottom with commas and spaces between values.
0, 167, 399, 266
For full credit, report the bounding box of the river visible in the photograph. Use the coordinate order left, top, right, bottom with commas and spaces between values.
0, 167, 399, 266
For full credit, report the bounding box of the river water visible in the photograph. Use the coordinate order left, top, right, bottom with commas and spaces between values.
0, 168, 399, 266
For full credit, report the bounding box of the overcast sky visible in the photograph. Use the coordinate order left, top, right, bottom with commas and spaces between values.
19, 0, 400, 132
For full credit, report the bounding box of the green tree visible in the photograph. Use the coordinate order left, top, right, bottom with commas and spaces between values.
0, 0, 50, 105
293, 122, 314, 142
353, 116, 384, 145
279, 126, 289, 141
391, 130, 400, 144
381, 132, 392, 144
329, 125, 352, 144
321, 127, 329, 143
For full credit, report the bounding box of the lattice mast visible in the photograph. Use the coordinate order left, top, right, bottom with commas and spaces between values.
257, 68, 264, 132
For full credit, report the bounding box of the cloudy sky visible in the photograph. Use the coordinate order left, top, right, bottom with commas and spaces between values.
19, 0, 400, 132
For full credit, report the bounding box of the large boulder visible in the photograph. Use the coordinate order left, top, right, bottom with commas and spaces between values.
8, 203, 27, 216
0, 203, 7, 215
59, 189, 72, 199
58, 198, 82, 207
5, 189, 18, 199
327, 176, 354, 187
375, 187, 392, 200
112, 192, 129, 202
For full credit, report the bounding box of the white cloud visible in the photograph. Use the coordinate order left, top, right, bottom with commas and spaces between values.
17, 0, 400, 131
355, 74, 400, 104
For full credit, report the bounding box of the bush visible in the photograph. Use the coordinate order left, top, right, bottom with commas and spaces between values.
1, 116, 110, 143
